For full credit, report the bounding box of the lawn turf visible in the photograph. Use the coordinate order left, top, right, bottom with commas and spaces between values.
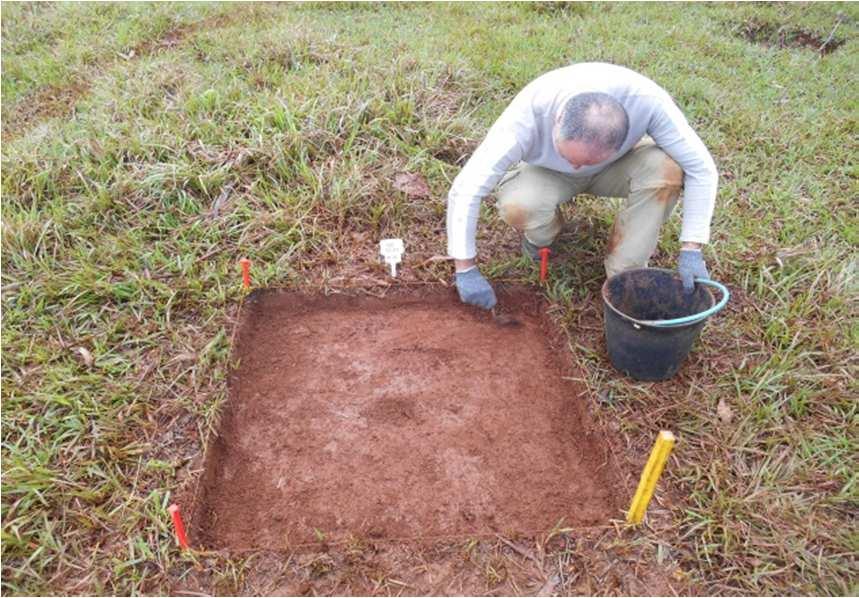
2, 2, 857, 595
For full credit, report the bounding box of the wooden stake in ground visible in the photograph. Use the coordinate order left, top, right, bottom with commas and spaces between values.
627, 430, 675, 524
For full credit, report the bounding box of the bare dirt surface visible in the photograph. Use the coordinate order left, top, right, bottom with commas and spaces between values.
1, 81, 90, 140
192, 287, 624, 550
737, 17, 847, 54
173, 528, 693, 596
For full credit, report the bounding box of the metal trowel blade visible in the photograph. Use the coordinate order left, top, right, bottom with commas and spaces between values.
491, 307, 521, 327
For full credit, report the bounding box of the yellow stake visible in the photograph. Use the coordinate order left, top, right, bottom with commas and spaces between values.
627, 430, 676, 524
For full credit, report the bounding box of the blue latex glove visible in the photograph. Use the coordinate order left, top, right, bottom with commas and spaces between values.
455, 267, 497, 310
678, 249, 710, 293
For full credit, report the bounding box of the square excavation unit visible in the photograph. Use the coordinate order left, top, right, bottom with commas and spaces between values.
194, 289, 622, 549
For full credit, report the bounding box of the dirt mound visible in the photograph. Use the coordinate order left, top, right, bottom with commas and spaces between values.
737, 18, 847, 55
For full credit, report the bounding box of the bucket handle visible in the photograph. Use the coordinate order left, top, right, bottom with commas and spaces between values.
637, 279, 730, 328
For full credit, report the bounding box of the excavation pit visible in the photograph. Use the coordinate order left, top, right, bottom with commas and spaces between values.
194, 288, 623, 549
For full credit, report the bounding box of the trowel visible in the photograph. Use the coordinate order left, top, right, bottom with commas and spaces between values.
491, 306, 521, 327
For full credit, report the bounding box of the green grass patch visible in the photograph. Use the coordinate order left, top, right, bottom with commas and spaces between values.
2, 2, 857, 595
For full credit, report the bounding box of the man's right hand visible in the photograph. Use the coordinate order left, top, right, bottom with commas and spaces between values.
455, 267, 497, 310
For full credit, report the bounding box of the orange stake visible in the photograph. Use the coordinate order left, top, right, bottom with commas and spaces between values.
239, 258, 251, 289
539, 247, 551, 282
168, 504, 189, 549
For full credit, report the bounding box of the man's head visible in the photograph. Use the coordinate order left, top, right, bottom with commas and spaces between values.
553, 92, 629, 169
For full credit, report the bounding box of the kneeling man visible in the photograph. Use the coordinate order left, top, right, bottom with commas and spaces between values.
446, 62, 718, 309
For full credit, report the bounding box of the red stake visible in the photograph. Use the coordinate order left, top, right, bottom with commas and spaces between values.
168, 504, 189, 549
239, 258, 251, 289
539, 247, 551, 282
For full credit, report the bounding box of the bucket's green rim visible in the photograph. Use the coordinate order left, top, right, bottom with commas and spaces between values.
602, 269, 730, 329
640, 279, 730, 328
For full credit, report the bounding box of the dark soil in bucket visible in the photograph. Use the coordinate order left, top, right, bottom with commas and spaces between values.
192, 287, 623, 550
604, 268, 712, 322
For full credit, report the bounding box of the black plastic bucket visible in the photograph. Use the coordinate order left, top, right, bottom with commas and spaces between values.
601, 268, 716, 381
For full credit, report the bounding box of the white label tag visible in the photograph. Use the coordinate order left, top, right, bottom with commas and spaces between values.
379, 238, 405, 277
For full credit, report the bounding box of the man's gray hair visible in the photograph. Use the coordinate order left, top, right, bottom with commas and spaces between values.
557, 92, 629, 152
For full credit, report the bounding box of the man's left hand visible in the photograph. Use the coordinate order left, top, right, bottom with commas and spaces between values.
678, 249, 709, 292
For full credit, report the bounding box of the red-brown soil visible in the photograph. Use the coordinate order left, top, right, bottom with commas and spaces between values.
193, 287, 623, 550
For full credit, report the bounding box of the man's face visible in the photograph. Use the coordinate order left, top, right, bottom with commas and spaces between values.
554, 135, 614, 170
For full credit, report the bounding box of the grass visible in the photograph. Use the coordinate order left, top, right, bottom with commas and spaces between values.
2, 1, 857, 595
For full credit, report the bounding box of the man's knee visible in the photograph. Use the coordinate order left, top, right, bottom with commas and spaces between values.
634, 148, 683, 205
656, 155, 683, 204
498, 200, 531, 231
498, 199, 561, 247
497, 164, 573, 232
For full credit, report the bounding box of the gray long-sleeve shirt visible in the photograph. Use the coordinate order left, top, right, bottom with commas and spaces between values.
446, 63, 718, 260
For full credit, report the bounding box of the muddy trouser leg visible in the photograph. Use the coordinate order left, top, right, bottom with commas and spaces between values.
495, 163, 591, 247
586, 140, 683, 278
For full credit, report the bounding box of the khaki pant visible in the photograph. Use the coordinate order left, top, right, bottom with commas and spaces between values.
496, 138, 682, 278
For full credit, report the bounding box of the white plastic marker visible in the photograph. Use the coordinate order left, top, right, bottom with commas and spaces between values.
379, 238, 405, 277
